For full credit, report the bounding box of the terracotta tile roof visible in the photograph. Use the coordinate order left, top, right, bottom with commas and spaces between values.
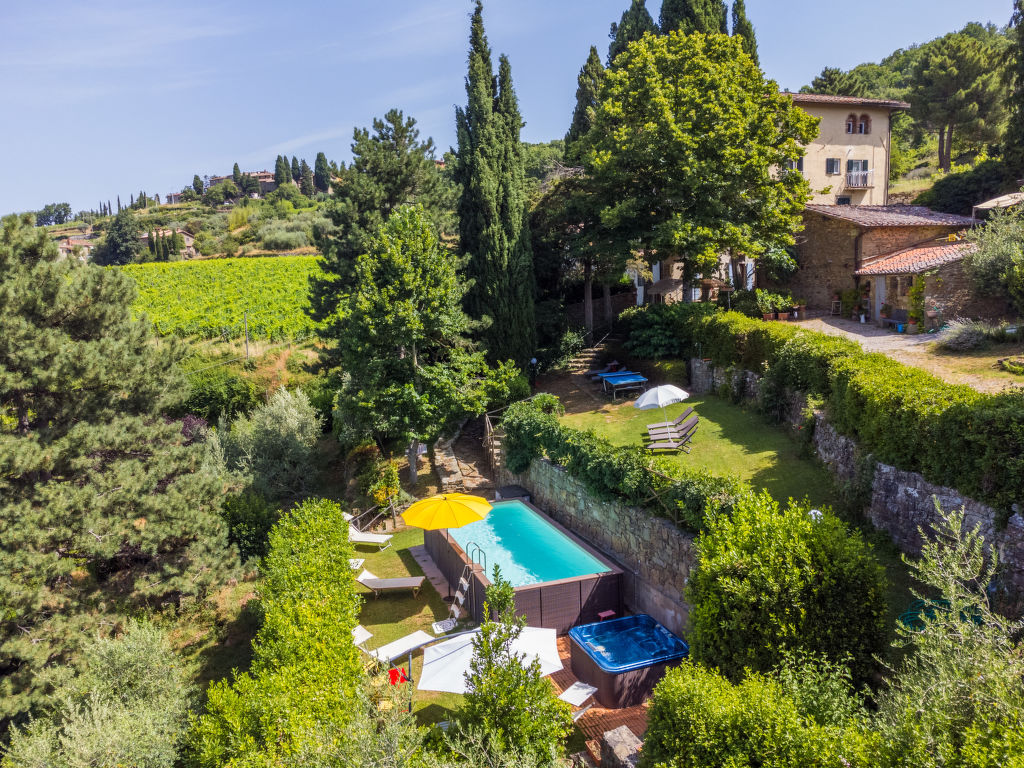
855, 240, 977, 276
805, 204, 977, 228
787, 92, 911, 110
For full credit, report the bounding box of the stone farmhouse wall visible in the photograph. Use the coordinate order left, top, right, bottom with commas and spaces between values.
498, 459, 695, 636
690, 358, 1024, 610
781, 211, 965, 310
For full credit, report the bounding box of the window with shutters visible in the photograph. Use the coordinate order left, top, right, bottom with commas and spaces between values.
826, 158, 841, 175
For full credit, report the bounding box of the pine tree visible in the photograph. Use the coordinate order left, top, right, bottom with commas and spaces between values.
608, 0, 657, 64
730, 0, 759, 66
659, 0, 727, 35
1005, 0, 1024, 176
454, 1, 536, 366
314, 152, 331, 193
0, 214, 234, 721
564, 46, 605, 165
299, 160, 315, 196
803, 66, 868, 98
291, 156, 300, 181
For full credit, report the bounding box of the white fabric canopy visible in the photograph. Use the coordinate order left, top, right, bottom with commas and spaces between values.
633, 384, 690, 411
417, 626, 562, 694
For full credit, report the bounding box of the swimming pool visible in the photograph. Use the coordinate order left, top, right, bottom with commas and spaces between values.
449, 500, 610, 587
569, 615, 688, 707
424, 498, 622, 633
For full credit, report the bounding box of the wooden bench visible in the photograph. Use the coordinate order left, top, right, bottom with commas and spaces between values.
881, 308, 909, 329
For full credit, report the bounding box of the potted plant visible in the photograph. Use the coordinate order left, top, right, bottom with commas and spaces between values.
755, 289, 774, 321
880, 303, 892, 320
776, 294, 790, 322
793, 298, 808, 319
907, 275, 926, 333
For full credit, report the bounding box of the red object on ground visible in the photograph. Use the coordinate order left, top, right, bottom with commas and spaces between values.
388, 667, 409, 685
598, 610, 616, 621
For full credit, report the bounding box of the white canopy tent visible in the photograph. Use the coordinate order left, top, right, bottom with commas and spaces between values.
417, 626, 562, 694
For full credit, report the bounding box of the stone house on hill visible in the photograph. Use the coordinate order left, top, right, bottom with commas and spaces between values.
780, 204, 992, 321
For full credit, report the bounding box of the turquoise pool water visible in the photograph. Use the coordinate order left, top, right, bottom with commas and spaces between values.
449, 500, 610, 587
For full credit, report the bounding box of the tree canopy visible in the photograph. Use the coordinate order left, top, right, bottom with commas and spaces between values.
608, 0, 657, 64
730, 0, 758, 66
0, 214, 234, 721
802, 66, 868, 98
93, 207, 142, 265
563, 46, 605, 166
454, 1, 536, 366
1005, 1, 1024, 175
658, 0, 727, 36
583, 31, 817, 278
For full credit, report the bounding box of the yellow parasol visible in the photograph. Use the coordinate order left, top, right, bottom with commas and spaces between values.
402, 493, 492, 600
402, 493, 492, 531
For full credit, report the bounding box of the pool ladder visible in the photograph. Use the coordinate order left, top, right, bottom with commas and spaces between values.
464, 542, 488, 620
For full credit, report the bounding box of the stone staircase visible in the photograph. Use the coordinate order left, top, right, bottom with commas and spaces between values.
567, 332, 624, 375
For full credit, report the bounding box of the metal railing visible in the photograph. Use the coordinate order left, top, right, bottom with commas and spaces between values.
846, 170, 874, 188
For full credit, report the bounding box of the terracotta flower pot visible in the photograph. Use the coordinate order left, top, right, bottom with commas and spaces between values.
762, 313, 773, 321
778, 312, 790, 321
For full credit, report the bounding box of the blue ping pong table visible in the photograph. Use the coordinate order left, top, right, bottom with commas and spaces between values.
600, 372, 648, 399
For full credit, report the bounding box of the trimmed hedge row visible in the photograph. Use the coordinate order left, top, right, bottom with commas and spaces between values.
501, 399, 749, 531
629, 308, 1024, 520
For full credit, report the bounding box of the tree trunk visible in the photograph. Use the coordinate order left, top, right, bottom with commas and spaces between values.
602, 283, 613, 327
407, 438, 419, 485
583, 260, 594, 343
938, 127, 950, 172
945, 126, 954, 171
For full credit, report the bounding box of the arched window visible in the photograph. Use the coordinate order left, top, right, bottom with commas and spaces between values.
858, 114, 871, 134
846, 114, 857, 134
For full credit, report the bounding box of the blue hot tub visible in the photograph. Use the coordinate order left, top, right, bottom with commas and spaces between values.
568, 614, 688, 708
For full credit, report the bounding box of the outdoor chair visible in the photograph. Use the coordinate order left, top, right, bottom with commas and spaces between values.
558, 681, 598, 723
584, 360, 620, 379
357, 569, 425, 598
646, 420, 698, 453
646, 407, 694, 432
349, 525, 393, 550
365, 629, 434, 666
646, 414, 699, 442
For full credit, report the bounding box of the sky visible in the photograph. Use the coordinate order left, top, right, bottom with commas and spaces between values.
0, 0, 1016, 214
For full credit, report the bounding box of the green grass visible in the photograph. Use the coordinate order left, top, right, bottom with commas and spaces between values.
353, 526, 464, 725
561, 394, 838, 509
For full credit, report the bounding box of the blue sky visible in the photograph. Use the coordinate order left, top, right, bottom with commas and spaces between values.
0, 0, 1015, 214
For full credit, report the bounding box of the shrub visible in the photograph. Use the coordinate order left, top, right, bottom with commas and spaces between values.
641, 662, 851, 768
688, 492, 887, 684
221, 491, 278, 561
298, 373, 338, 431
3, 622, 192, 768
190, 498, 363, 767
460, 569, 572, 762
260, 226, 308, 251
935, 318, 1001, 352
914, 158, 1016, 216
180, 365, 261, 421
625, 302, 718, 359
359, 458, 401, 507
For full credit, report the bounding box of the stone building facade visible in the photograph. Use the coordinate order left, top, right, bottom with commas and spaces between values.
780, 204, 978, 313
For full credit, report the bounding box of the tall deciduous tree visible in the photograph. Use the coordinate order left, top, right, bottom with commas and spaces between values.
310, 109, 454, 374
802, 66, 868, 98
659, 0, 727, 35
730, 0, 759, 66
910, 32, 1008, 171
563, 46, 605, 166
313, 151, 331, 193
583, 32, 817, 278
1004, 0, 1024, 176
607, 0, 657, 64
0, 214, 234, 722
330, 206, 502, 481
454, 0, 536, 366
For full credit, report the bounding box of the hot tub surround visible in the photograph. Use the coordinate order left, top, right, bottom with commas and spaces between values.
424, 498, 623, 634
569, 614, 688, 708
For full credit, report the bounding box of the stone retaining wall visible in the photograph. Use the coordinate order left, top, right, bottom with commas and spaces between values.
498, 459, 695, 636
689, 357, 1024, 607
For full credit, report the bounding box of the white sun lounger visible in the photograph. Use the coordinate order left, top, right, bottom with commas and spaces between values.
349, 525, 393, 550
368, 629, 434, 665
559, 681, 598, 722
352, 624, 373, 649
358, 573, 425, 598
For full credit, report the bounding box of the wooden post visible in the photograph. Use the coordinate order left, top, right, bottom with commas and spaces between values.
243, 311, 249, 360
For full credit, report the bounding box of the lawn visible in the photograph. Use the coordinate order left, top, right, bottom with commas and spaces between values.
352, 526, 464, 726
561, 394, 839, 509
889, 339, 1024, 393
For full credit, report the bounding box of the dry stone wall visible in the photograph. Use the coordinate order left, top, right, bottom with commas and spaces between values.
498, 459, 695, 636
689, 357, 1024, 609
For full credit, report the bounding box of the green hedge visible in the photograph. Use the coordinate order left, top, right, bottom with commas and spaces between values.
501, 399, 749, 531
626, 306, 1024, 522
190, 498, 363, 766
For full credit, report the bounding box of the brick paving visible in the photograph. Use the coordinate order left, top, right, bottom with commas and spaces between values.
550, 636, 650, 742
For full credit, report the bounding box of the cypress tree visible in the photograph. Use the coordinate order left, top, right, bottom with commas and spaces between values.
608, 0, 657, 64
117, 195, 122, 213
299, 160, 315, 196
0, 214, 234, 720
454, 1, 535, 366
731, 0, 759, 66
291, 156, 300, 181
564, 46, 605, 165
659, 0, 727, 35
313, 152, 330, 193
148, 228, 155, 254
232, 162, 242, 184
193, 174, 204, 195
274, 155, 288, 185
107, 200, 112, 216
1005, 0, 1024, 176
